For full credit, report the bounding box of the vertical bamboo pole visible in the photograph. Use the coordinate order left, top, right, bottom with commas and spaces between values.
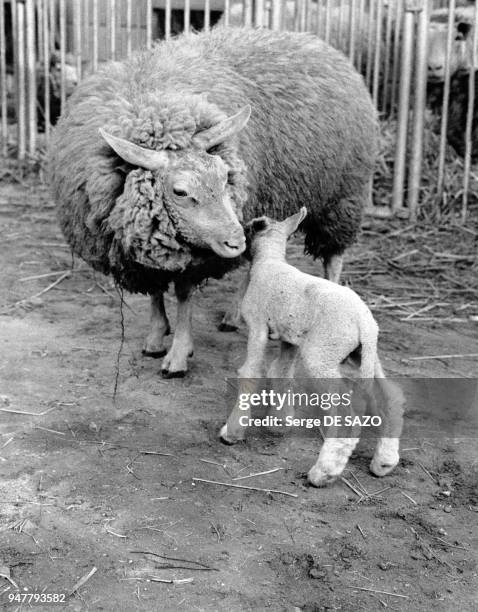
146, 0, 152, 48
390, 0, 403, 115
42, 0, 50, 142
0, 0, 7, 156
436, 0, 456, 202
304, 0, 311, 32
381, 0, 394, 112
110, 0, 116, 60
365, 0, 376, 89
59, 0, 66, 112
17, 1, 26, 160
461, 1, 478, 223
348, 0, 357, 64
73, 0, 82, 80
254, 0, 264, 27
184, 0, 191, 32
126, 0, 132, 55
271, 0, 282, 31
336, 0, 344, 51
83, 0, 89, 60
324, 0, 331, 44
36, 0, 44, 64
372, 0, 383, 109
164, 0, 171, 38
48, 0, 55, 52
92, 0, 98, 71
204, 0, 210, 31
244, 0, 253, 27
356, 0, 365, 71
408, 0, 429, 221
391, 4, 414, 214
25, 0, 36, 156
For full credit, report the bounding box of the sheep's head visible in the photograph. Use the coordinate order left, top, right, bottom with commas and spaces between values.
246, 208, 307, 260
428, 9, 476, 82
100, 105, 250, 266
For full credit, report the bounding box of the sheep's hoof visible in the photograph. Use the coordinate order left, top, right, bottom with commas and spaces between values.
218, 322, 239, 333
369, 456, 399, 477
161, 369, 187, 379
307, 467, 338, 488
142, 348, 167, 358
219, 424, 243, 445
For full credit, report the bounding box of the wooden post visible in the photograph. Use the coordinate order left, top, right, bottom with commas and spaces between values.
408, 0, 429, 221
391, 3, 414, 214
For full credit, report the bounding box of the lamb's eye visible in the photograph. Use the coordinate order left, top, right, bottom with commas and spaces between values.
173, 187, 188, 197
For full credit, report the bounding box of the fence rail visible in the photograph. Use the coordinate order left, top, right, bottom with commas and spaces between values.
0, 0, 476, 219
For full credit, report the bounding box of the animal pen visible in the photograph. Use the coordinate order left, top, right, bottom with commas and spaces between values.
0, 0, 477, 221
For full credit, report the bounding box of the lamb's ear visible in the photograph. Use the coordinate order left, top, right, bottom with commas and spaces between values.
281, 207, 307, 237
99, 128, 169, 170
192, 105, 251, 150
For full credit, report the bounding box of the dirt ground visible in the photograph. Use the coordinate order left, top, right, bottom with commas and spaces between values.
0, 178, 477, 612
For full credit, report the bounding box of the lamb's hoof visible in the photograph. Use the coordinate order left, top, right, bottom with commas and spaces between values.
142, 348, 167, 358
161, 369, 187, 379
369, 456, 399, 477
307, 466, 339, 488
219, 424, 242, 445
218, 322, 239, 333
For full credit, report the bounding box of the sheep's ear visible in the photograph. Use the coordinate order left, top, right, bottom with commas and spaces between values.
281, 207, 307, 237
192, 105, 251, 150
99, 128, 169, 170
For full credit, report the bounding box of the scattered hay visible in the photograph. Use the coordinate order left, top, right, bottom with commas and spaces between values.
374, 112, 478, 220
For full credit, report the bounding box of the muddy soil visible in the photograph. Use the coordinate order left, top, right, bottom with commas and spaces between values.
0, 180, 477, 612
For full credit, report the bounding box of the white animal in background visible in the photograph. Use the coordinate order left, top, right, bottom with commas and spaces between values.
220, 208, 404, 487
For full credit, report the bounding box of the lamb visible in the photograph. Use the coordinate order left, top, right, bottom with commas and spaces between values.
49, 27, 378, 378
220, 208, 403, 487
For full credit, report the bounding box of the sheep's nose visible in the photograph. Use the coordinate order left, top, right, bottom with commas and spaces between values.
428, 63, 444, 76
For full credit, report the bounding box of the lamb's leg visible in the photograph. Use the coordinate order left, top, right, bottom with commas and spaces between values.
161, 279, 195, 378
323, 253, 343, 283
219, 271, 249, 332
308, 438, 360, 487
220, 325, 268, 444
266, 341, 299, 427
302, 353, 360, 486
369, 359, 403, 477
267, 341, 299, 378
142, 291, 170, 358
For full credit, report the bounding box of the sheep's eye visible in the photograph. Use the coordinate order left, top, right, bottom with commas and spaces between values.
173, 187, 188, 197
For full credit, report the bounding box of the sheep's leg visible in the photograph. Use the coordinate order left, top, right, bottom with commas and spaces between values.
369, 359, 403, 477
220, 325, 268, 444
219, 271, 249, 332
142, 291, 171, 358
161, 280, 195, 378
323, 253, 343, 283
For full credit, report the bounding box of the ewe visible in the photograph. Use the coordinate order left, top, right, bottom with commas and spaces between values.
50, 28, 377, 377
220, 208, 403, 487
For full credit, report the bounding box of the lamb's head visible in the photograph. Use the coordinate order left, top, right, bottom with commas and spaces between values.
99, 105, 250, 266
246, 208, 307, 261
